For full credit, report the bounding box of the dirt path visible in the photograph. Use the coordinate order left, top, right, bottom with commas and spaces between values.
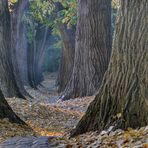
25, 73, 60, 103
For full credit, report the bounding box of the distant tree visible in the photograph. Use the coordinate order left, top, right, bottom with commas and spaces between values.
55, 2, 76, 93
24, 0, 76, 90
61, 0, 112, 100
27, 24, 51, 88
71, 0, 148, 137
57, 25, 75, 93
24, 0, 53, 88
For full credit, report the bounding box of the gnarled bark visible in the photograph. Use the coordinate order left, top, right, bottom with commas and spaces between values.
0, 0, 24, 98
0, 89, 25, 124
11, 0, 31, 98
71, 0, 148, 137
61, 0, 112, 100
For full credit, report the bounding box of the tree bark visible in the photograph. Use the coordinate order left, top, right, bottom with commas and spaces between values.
0, 0, 25, 98
52, 2, 76, 93
0, 89, 25, 124
57, 25, 75, 93
11, 0, 31, 98
16, 20, 29, 85
71, 0, 148, 137
61, 0, 112, 100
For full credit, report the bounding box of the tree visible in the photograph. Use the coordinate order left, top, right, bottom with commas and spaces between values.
0, 89, 25, 124
61, 0, 112, 100
10, 0, 29, 85
55, 2, 76, 93
25, 0, 76, 91
27, 24, 51, 88
16, 22, 29, 85
11, 0, 32, 98
57, 25, 75, 93
71, 0, 148, 137
0, 0, 25, 98
24, 0, 53, 88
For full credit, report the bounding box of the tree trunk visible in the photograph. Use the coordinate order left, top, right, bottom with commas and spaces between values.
16, 20, 29, 85
36, 26, 50, 85
28, 24, 51, 88
57, 25, 75, 93
11, 0, 31, 98
61, 0, 112, 100
0, 0, 25, 98
53, 2, 76, 93
0, 89, 25, 124
71, 0, 148, 137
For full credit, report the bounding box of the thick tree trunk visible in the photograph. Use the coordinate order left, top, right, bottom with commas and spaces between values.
11, 0, 31, 98
0, 89, 25, 124
0, 0, 25, 98
71, 0, 148, 137
57, 25, 75, 93
61, 0, 112, 100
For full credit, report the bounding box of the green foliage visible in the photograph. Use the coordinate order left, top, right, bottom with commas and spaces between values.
23, 0, 55, 42
55, 0, 77, 28
22, 0, 77, 43
29, 0, 54, 25
22, 0, 118, 71
112, 0, 120, 9
28, 0, 77, 28
23, 0, 54, 43
22, 15, 37, 43
9, 0, 18, 4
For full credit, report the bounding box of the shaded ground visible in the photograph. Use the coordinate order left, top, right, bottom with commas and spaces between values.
25, 73, 60, 103
0, 73, 148, 148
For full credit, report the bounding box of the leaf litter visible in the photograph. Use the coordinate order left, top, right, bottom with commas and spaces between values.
0, 73, 147, 147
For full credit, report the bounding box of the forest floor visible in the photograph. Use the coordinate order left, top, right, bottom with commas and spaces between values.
0, 73, 148, 148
